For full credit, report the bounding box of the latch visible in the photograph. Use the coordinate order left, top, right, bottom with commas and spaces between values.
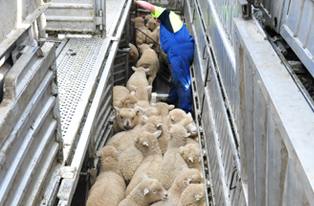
238, 0, 251, 18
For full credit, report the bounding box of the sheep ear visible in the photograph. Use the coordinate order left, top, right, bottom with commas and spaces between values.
187, 112, 192, 117
144, 68, 150, 73
194, 194, 202, 201
185, 132, 191, 137
183, 179, 190, 187
143, 188, 150, 196
130, 91, 136, 95
154, 130, 162, 138
142, 173, 148, 180
169, 105, 175, 110
148, 44, 153, 48
141, 115, 149, 123
143, 141, 149, 147
95, 150, 102, 157
147, 85, 152, 91
171, 116, 175, 122
132, 66, 137, 71
156, 122, 162, 128
114, 106, 120, 112
188, 157, 194, 163
129, 85, 137, 91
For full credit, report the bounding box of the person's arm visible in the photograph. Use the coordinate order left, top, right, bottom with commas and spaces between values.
135, 1, 155, 14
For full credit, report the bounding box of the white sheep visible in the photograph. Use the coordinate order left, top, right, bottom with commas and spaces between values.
151, 168, 203, 206
86, 146, 125, 206
133, 17, 152, 46
147, 26, 160, 53
129, 43, 139, 66
113, 86, 138, 108
158, 124, 190, 189
126, 130, 162, 195
180, 143, 203, 177
127, 66, 151, 102
113, 106, 142, 134
118, 174, 168, 206
178, 183, 206, 206
136, 44, 160, 85
144, 14, 153, 24
154, 102, 175, 117
144, 106, 159, 117
107, 116, 162, 182
146, 17, 159, 31
129, 84, 152, 103
168, 108, 198, 136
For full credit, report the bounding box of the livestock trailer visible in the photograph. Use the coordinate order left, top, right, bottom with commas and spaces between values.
0, 0, 313, 205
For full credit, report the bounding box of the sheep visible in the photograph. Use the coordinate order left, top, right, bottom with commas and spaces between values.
113, 106, 142, 134
86, 146, 125, 206
133, 17, 152, 46
154, 102, 175, 117
151, 168, 202, 206
113, 86, 138, 108
126, 130, 163, 195
180, 144, 203, 177
129, 43, 139, 66
178, 183, 206, 206
118, 174, 168, 206
168, 109, 198, 136
129, 84, 152, 103
144, 106, 159, 117
127, 66, 151, 102
136, 44, 160, 85
146, 18, 159, 32
147, 26, 160, 53
144, 14, 153, 24
158, 124, 190, 189
136, 100, 150, 109
107, 116, 162, 182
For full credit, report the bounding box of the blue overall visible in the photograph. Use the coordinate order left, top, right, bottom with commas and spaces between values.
159, 23, 194, 114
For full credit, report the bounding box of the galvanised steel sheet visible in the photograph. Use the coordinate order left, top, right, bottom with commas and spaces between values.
0, 42, 63, 206
197, 0, 241, 145
185, 0, 247, 205
280, 0, 314, 76
45, 0, 96, 34
0, 0, 45, 42
56, 38, 110, 164
235, 17, 314, 206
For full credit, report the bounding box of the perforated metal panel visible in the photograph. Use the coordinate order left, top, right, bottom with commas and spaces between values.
56, 38, 110, 162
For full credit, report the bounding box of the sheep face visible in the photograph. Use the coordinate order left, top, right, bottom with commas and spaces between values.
179, 114, 198, 136
133, 16, 144, 28
180, 144, 201, 166
115, 107, 140, 131
142, 178, 168, 203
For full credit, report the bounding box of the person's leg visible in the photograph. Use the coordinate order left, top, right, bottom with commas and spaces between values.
168, 42, 194, 113
167, 82, 179, 104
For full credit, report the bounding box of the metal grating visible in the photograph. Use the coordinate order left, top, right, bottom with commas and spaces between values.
106, 0, 127, 36
56, 38, 104, 138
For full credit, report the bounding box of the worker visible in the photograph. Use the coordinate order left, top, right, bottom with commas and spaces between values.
135, 0, 195, 114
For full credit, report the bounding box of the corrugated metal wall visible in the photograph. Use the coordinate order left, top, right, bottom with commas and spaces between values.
0, 40, 63, 206
234, 17, 314, 206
